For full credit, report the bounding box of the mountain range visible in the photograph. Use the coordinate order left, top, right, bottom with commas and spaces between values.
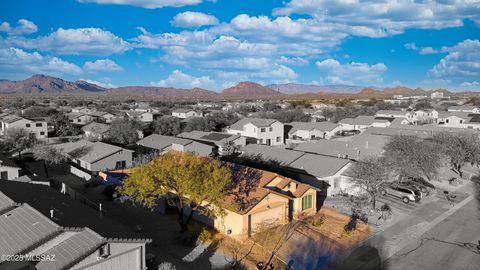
0, 74, 470, 98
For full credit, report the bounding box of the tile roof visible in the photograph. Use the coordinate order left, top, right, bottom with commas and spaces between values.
294, 133, 389, 159
81, 122, 110, 134
52, 140, 129, 164
229, 118, 279, 130
339, 115, 377, 125
0, 204, 59, 262
241, 144, 304, 166
288, 121, 340, 134
34, 228, 104, 270
137, 134, 192, 151
1, 114, 25, 124
288, 153, 350, 178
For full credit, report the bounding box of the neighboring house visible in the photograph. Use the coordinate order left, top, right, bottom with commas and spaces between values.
172, 109, 203, 119
287, 121, 341, 141
240, 144, 351, 195
339, 116, 390, 130
431, 91, 444, 99
0, 181, 151, 270
137, 134, 214, 157
125, 111, 154, 122
11, 175, 50, 185
82, 122, 111, 140
0, 114, 48, 139
226, 118, 284, 146
88, 111, 115, 123
294, 133, 389, 161
301, 109, 326, 122
0, 154, 20, 180
141, 155, 318, 237
448, 105, 480, 113
375, 110, 410, 119
52, 140, 133, 180
178, 131, 247, 155
67, 112, 92, 126
72, 106, 95, 114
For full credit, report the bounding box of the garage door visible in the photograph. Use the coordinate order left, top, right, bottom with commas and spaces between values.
249, 206, 283, 235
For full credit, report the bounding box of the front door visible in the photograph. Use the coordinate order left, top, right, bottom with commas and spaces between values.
266, 139, 271, 146
0, 171, 8, 180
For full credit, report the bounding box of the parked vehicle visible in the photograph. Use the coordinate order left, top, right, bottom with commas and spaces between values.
399, 180, 428, 194
380, 183, 421, 204
408, 177, 435, 189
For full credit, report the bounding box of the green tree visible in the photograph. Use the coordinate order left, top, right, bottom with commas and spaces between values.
118, 152, 232, 232
349, 156, 388, 209
152, 116, 183, 136
32, 145, 67, 178
384, 135, 442, 181
5, 128, 37, 158
431, 132, 480, 177
48, 113, 79, 137
106, 119, 140, 145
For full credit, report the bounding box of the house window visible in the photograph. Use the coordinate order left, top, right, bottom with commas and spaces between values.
26, 123, 31, 127
269, 127, 273, 132
40, 132, 45, 135
35, 123, 42, 127
302, 195, 312, 211
460, 120, 463, 123
115, 160, 126, 169
446, 119, 449, 123
276, 136, 281, 142
260, 128, 265, 133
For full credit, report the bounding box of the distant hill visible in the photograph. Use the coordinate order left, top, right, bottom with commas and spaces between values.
0, 75, 105, 94
106, 86, 218, 98
268, 83, 364, 94
0, 74, 465, 98
222, 82, 281, 96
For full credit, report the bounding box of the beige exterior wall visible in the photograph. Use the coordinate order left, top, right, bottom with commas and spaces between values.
0, 166, 20, 180
72, 242, 147, 270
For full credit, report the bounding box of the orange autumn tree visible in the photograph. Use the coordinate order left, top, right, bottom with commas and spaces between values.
118, 152, 232, 232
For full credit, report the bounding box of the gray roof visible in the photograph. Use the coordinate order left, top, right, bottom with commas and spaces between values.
81, 122, 110, 134
294, 133, 389, 160
241, 144, 305, 166
0, 204, 59, 262
137, 134, 192, 151
376, 110, 409, 116
66, 112, 86, 119
1, 114, 25, 124
0, 154, 19, 168
229, 117, 279, 130
288, 153, 350, 178
173, 108, 196, 113
340, 116, 385, 125
88, 111, 112, 117
34, 228, 104, 270
288, 121, 339, 134
448, 105, 478, 110
0, 191, 14, 212
52, 140, 130, 164
178, 131, 240, 145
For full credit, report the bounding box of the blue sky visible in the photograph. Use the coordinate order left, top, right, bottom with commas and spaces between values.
0, 0, 479, 91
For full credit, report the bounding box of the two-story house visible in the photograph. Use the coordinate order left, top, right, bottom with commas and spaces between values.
0, 114, 48, 139
52, 140, 133, 180
226, 118, 284, 146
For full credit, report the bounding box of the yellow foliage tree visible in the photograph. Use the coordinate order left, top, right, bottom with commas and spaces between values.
118, 152, 232, 232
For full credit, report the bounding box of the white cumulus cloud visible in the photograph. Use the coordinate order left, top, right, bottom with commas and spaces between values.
11, 27, 131, 56
315, 59, 387, 85
0, 19, 38, 35
0, 47, 82, 78
172, 11, 218, 28
77, 0, 203, 9
429, 39, 480, 78
83, 59, 123, 72
151, 70, 215, 88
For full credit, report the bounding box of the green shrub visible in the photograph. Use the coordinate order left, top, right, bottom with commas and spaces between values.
198, 228, 212, 243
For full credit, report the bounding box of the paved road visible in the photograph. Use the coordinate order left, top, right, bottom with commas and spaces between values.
327, 184, 477, 270
385, 197, 480, 270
